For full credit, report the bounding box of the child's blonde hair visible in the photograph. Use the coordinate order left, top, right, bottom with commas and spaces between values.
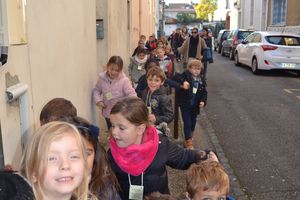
187, 59, 202, 69
186, 161, 229, 199
20, 121, 89, 200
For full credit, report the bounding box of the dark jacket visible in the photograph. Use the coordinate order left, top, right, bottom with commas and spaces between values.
0, 171, 34, 200
136, 75, 182, 98
173, 70, 207, 114
141, 87, 174, 124
107, 134, 199, 200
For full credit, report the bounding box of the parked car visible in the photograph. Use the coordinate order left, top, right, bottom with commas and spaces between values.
221, 29, 253, 59
215, 29, 230, 53
235, 31, 300, 75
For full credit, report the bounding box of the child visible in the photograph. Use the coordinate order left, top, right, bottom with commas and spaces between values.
135, 58, 190, 98
39, 98, 121, 199
141, 66, 173, 125
128, 47, 148, 88
165, 45, 175, 62
173, 59, 207, 149
145, 35, 157, 52
20, 121, 93, 200
39, 97, 77, 125
186, 161, 235, 200
132, 39, 147, 57
107, 97, 218, 200
156, 47, 173, 78
93, 56, 136, 130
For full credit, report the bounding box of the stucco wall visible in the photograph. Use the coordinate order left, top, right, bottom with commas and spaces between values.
286, 0, 300, 26
239, 0, 268, 31
0, 0, 97, 168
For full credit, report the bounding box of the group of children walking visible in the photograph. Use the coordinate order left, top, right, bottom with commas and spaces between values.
0, 32, 234, 200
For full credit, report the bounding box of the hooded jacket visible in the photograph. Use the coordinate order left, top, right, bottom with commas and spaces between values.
93, 71, 137, 118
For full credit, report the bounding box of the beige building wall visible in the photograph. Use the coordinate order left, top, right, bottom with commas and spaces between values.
0, 0, 158, 168
0, 0, 98, 168
130, 0, 157, 59
286, 0, 300, 26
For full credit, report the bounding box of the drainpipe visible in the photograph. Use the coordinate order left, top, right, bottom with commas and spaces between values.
0, 122, 4, 169
6, 83, 30, 149
0, 46, 8, 66
139, 0, 141, 35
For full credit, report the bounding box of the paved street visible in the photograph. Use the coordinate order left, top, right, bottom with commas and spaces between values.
204, 53, 300, 199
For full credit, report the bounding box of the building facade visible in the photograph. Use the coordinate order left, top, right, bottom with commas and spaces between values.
236, 0, 300, 34
0, 0, 157, 169
267, 0, 300, 35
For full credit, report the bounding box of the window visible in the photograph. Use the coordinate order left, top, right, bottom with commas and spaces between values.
266, 36, 300, 46
272, 0, 286, 25
0, 0, 27, 45
0, 0, 8, 46
252, 34, 261, 43
245, 33, 255, 43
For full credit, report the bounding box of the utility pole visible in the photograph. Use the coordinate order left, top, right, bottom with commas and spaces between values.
158, 0, 165, 38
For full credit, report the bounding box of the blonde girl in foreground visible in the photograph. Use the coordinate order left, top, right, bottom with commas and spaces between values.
20, 121, 96, 200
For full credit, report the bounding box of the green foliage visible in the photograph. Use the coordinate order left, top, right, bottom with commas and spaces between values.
194, 0, 218, 21
176, 12, 198, 24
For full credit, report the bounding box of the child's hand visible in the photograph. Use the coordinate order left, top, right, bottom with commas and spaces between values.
207, 151, 219, 162
96, 102, 105, 109
148, 114, 156, 124
199, 101, 205, 108
181, 81, 190, 90
4, 164, 14, 171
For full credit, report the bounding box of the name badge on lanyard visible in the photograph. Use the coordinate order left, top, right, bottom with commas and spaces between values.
137, 65, 142, 70
128, 173, 144, 200
193, 87, 197, 94
147, 106, 152, 114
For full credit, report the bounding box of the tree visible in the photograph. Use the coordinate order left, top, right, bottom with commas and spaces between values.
176, 12, 198, 24
193, 0, 218, 22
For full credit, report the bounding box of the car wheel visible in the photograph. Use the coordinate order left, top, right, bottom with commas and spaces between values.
230, 49, 235, 60
251, 57, 260, 74
221, 47, 225, 56
235, 52, 241, 66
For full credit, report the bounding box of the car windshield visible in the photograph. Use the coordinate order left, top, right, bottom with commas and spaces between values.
265, 36, 300, 46
238, 31, 253, 40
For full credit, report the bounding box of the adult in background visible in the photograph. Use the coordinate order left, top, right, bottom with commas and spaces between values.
177, 27, 207, 68
201, 27, 213, 79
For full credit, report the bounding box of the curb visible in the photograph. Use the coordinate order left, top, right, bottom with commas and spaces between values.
200, 109, 249, 200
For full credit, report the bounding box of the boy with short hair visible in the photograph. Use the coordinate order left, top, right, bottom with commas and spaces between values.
186, 161, 235, 200
141, 66, 174, 126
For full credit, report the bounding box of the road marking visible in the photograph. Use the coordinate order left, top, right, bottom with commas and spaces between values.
284, 89, 300, 94
284, 89, 300, 101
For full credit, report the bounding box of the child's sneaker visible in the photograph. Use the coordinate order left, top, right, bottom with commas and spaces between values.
185, 138, 194, 149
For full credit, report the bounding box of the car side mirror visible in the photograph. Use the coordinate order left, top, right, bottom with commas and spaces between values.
241, 40, 248, 44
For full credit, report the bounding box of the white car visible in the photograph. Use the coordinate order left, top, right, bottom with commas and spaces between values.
234, 31, 300, 75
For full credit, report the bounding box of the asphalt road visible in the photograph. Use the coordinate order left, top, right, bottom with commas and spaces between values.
205, 53, 300, 199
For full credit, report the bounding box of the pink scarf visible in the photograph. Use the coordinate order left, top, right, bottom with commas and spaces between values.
109, 126, 159, 176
